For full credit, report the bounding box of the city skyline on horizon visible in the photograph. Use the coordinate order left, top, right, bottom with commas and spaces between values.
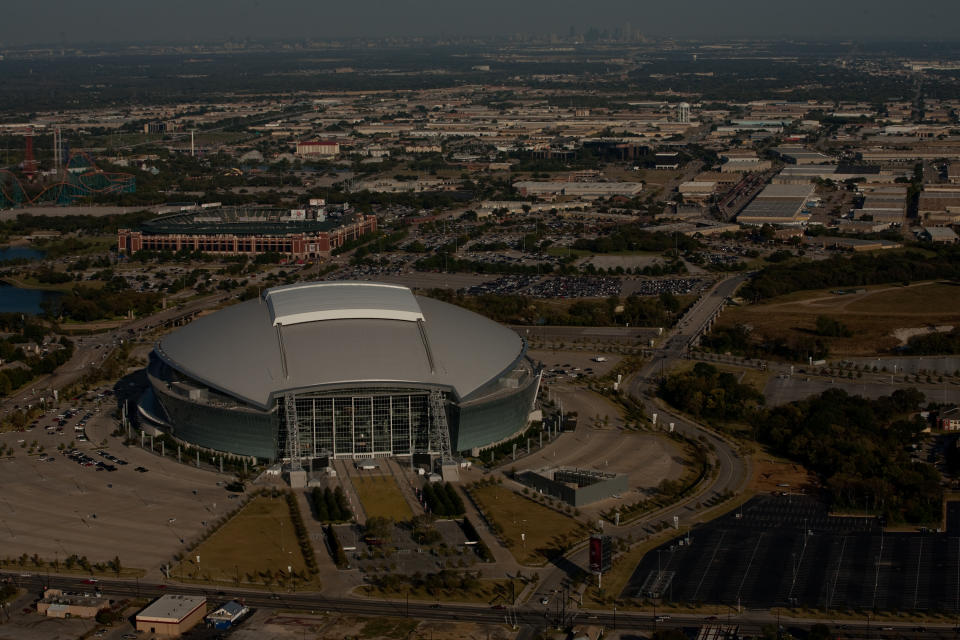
1, 0, 958, 48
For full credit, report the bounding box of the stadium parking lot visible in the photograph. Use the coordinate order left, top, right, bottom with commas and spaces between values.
0, 392, 233, 573
623, 495, 960, 612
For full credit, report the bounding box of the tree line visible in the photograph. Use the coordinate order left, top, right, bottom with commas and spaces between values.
700, 324, 829, 362
425, 290, 681, 328
657, 362, 765, 422
0, 314, 74, 397
660, 362, 938, 524
742, 248, 960, 301
756, 388, 937, 524
904, 327, 960, 355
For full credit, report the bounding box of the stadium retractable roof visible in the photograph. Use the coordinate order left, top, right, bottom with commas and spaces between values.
156, 281, 524, 409
264, 282, 425, 326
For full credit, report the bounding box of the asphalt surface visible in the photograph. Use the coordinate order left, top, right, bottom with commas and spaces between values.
4, 571, 958, 639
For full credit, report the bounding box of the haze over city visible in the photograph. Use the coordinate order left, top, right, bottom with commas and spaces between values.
1, 0, 959, 45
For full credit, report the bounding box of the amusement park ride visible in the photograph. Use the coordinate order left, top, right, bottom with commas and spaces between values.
0, 127, 136, 208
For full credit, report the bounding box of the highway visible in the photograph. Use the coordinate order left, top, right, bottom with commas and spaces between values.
4, 571, 957, 639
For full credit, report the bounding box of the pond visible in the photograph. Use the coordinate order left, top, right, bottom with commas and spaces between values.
0, 246, 45, 262
0, 283, 60, 315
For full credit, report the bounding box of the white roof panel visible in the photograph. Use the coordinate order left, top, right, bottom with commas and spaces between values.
264, 282, 424, 326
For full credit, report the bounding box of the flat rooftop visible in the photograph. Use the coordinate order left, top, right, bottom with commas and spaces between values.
137, 594, 206, 623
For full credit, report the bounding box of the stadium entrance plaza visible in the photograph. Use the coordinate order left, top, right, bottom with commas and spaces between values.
513, 389, 687, 519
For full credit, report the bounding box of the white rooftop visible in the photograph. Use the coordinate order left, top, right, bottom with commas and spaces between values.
137, 594, 206, 623
264, 282, 425, 326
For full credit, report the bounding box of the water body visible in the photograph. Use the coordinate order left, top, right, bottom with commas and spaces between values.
0, 283, 60, 315
0, 246, 45, 262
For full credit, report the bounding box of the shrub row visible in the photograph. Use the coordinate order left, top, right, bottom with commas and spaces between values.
284, 490, 318, 574
310, 486, 352, 522
421, 482, 465, 517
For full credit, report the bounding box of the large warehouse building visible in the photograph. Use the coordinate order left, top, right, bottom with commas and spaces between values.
139, 282, 541, 465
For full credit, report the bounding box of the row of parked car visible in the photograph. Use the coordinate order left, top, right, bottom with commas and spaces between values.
62, 448, 127, 472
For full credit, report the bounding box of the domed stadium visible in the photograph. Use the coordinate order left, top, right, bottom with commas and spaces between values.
139, 281, 541, 466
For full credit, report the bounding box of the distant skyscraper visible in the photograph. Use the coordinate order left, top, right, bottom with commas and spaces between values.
623, 22, 632, 42
678, 102, 691, 124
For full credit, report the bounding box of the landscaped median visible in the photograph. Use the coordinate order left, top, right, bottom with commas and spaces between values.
465, 478, 588, 566
352, 474, 413, 521
0, 554, 146, 580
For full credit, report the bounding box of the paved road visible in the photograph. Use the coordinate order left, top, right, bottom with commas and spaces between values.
1, 290, 235, 415
529, 275, 753, 608
3, 571, 954, 639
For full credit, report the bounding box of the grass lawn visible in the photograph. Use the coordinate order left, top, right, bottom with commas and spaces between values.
353, 475, 413, 522
358, 577, 522, 605
0, 274, 104, 293
172, 496, 318, 588
720, 280, 960, 357
470, 484, 586, 566
669, 360, 772, 394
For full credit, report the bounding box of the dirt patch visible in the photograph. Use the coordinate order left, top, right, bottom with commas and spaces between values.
892, 325, 954, 346
233, 612, 517, 640
414, 620, 516, 640
749, 457, 818, 495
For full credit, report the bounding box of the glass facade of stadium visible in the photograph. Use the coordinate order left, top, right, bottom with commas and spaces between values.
143, 352, 540, 462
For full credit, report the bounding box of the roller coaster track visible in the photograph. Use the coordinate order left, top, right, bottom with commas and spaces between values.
0, 151, 135, 207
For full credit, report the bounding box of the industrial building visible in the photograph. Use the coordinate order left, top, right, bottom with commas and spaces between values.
139, 281, 542, 465
516, 467, 628, 506
37, 589, 109, 619
117, 206, 376, 259
737, 182, 817, 226
135, 594, 206, 637
513, 180, 643, 199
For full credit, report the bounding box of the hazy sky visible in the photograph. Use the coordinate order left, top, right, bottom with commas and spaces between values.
1, 0, 957, 46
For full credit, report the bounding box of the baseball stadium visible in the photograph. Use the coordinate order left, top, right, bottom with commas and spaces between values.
138, 281, 541, 465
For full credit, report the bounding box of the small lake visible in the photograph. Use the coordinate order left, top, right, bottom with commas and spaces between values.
0, 246, 45, 262
0, 283, 60, 315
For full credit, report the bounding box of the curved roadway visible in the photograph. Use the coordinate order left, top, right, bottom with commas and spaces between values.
529, 275, 753, 610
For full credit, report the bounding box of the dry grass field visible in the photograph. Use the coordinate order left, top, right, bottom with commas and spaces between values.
721, 281, 960, 357
470, 483, 586, 566
352, 475, 413, 522
173, 496, 316, 587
